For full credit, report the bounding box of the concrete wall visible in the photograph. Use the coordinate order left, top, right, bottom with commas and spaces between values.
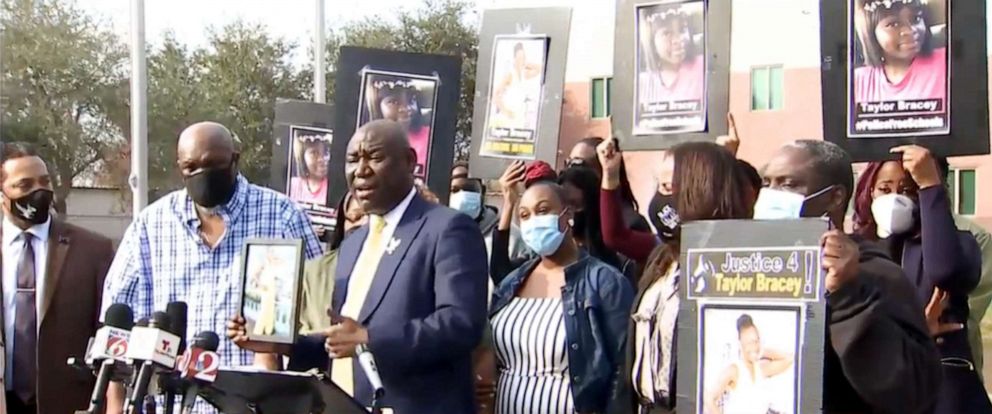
63, 188, 131, 246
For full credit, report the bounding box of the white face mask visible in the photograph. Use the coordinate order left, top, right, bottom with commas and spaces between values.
871, 194, 917, 238
448, 191, 483, 218
753, 188, 805, 220
752, 185, 834, 220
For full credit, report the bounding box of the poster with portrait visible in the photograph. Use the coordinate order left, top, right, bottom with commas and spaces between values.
847, 0, 949, 138
287, 126, 333, 205
468, 8, 572, 179
357, 70, 439, 179
270, 100, 337, 241
478, 35, 548, 160
285, 126, 336, 233
634, 0, 707, 135
613, 0, 731, 150
238, 239, 304, 344
820, 0, 988, 160
676, 219, 829, 414
330, 47, 461, 205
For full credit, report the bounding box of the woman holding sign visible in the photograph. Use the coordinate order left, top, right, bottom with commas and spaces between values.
600, 141, 753, 414
853, 145, 991, 413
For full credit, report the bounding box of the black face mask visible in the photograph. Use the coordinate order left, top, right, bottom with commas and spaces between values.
185, 166, 237, 208
648, 192, 680, 241
6, 189, 54, 225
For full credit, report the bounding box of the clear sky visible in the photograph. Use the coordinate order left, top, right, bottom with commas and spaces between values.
75, 0, 484, 66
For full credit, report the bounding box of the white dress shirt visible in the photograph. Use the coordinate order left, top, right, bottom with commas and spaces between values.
2, 216, 50, 389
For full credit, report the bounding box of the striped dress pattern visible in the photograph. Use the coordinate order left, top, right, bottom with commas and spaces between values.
492, 297, 575, 414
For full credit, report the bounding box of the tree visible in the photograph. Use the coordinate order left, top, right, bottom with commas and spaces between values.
316, 0, 479, 160
196, 21, 310, 184
102, 22, 310, 199
0, 0, 128, 213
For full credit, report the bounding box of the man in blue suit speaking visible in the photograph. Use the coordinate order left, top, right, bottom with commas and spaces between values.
229, 120, 490, 414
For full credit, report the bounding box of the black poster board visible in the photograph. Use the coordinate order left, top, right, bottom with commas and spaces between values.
819, 0, 989, 161
330, 46, 462, 205
612, 0, 732, 151
677, 219, 828, 414
468, 7, 572, 179
271, 99, 336, 234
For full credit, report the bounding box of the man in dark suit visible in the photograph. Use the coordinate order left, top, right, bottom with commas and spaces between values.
230, 120, 489, 414
0, 142, 115, 414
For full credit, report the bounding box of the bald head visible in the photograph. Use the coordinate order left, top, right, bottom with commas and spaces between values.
178, 121, 235, 154
352, 120, 411, 151
176, 122, 240, 209
346, 120, 417, 215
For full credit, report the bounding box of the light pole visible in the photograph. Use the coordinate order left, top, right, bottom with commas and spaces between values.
314, 0, 326, 103
129, 0, 148, 214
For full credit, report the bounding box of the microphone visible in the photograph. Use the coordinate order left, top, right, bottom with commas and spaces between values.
163, 302, 188, 414
177, 331, 221, 414
78, 304, 135, 414
356, 344, 385, 410
124, 311, 181, 414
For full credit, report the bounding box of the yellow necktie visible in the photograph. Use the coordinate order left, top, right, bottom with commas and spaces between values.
331, 215, 387, 396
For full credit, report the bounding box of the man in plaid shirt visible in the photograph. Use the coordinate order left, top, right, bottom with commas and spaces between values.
101, 122, 322, 413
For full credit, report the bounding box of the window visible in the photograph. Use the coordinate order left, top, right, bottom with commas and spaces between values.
947, 168, 977, 215
591, 77, 612, 118
751, 65, 784, 111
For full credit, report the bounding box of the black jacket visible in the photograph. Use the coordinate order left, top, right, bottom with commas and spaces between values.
822, 236, 941, 414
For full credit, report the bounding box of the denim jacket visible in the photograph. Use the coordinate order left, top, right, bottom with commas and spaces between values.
490, 252, 635, 413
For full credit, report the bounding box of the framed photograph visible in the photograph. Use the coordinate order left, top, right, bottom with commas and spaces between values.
330, 47, 461, 205
478, 35, 548, 160
286, 125, 333, 206
697, 305, 801, 414
819, 0, 989, 160
634, 0, 707, 135
847, 0, 950, 138
357, 70, 440, 180
238, 239, 305, 344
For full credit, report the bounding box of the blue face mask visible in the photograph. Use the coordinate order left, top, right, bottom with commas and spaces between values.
520, 213, 566, 257
449, 190, 483, 218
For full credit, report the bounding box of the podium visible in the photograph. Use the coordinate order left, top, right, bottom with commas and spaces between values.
196, 368, 370, 414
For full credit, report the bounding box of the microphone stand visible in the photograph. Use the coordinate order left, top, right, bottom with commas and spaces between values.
163, 376, 179, 414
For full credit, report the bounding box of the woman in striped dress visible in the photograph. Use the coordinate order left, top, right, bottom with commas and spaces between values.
489, 181, 634, 414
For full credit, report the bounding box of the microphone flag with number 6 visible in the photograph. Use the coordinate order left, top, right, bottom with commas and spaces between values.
87, 303, 135, 365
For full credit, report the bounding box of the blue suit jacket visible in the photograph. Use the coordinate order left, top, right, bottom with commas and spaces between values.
290, 194, 489, 414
